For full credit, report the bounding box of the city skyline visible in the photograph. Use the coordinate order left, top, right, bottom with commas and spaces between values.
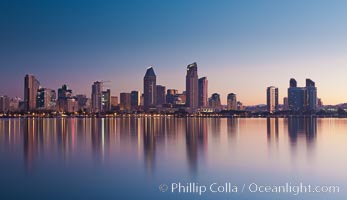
2, 1, 347, 105
0, 68, 334, 107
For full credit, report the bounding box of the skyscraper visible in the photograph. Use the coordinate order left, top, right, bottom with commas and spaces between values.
266, 86, 279, 113
57, 84, 73, 112
24, 74, 40, 111
198, 77, 208, 107
156, 85, 166, 106
209, 93, 221, 110
131, 91, 140, 108
306, 79, 317, 112
120, 92, 131, 110
0, 96, 10, 112
290, 78, 297, 87
288, 79, 306, 112
283, 97, 289, 110
166, 89, 178, 105
75, 94, 90, 112
287, 78, 317, 112
37, 88, 56, 110
111, 96, 118, 110
186, 62, 198, 110
102, 89, 111, 111
91, 81, 103, 113
227, 93, 237, 110
143, 67, 156, 109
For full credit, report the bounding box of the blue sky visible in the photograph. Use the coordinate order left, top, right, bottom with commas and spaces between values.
1, 0, 347, 104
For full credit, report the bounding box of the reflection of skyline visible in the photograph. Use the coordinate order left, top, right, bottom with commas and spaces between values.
185, 118, 208, 177
286, 117, 317, 154
142, 118, 169, 175
227, 118, 239, 141
23, 119, 35, 171
1, 117, 323, 175
267, 118, 279, 145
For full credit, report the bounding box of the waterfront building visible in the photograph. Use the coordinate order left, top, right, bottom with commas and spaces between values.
24, 74, 40, 111
227, 93, 237, 110
266, 86, 279, 113
156, 85, 166, 106
91, 81, 103, 112
131, 91, 140, 108
209, 93, 221, 110
120, 92, 131, 111
37, 88, 56, 110
198, 77, 208, 107
186, 62, 199, 110
143, 67, 156, 109
166, 89, 178, 105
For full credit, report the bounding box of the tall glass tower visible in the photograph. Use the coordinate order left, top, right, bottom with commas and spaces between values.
24, 74, 40, 111
143, 66, 156, 109
186, 62, 198, 110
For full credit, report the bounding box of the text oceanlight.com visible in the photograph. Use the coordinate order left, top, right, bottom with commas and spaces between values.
159, 182, 340, 196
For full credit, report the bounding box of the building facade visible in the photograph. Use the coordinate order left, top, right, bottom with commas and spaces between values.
266, 86, 279, 113
156, 85, 166, 106
91, 81, 103, 112
120, 92, 131, 111
186, 62, 199, 110
227, 93, 237, 110
24, 74, 40, 111
198, 77, 208, 107
143, 67, 156, 109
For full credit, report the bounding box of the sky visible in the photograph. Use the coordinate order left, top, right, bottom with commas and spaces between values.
1, 0, 347, 105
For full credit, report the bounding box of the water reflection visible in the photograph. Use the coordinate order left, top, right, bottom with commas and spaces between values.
287, 117, 317, 145
266, 118, 279, 144
185, 118, 208, 176
17, 117, 322, 173
227, 118, 239, 141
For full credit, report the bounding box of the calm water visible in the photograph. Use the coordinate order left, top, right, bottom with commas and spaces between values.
0, 117, 346, 200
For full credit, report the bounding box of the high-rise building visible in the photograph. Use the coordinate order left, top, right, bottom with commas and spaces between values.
288, 86, 306, 112
283, 97, 289, 110
156, 85, 166, 106
9, 97, 21, 112
266, 86, 279, 113
143, 67, 156, 109
57, 84, 73, 112
91, 81, 103, 112
227, 93, 237, 110
24, 74, 40, 111
0, 96, 10, 112
130, 91, 140, 108
209, 93, 221, 110
58, 84, 72, 99
140, 94, 144, 106
173, 92, 186, 106
111, 96, 118, 109
290, 78, 297, 88
120, 92, 131, 110
166, 89, 178, 104
102, 89, 111, 111
37, 88, 56, 110
66, 98, 78, 113
75, 94, 90, 112
306, 79, 317, 112
287, 78, 317, 112
198, 77, 208, 107
186, 62, 199, 110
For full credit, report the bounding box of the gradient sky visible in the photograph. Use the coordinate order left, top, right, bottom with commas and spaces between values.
1, 0, 347, 105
